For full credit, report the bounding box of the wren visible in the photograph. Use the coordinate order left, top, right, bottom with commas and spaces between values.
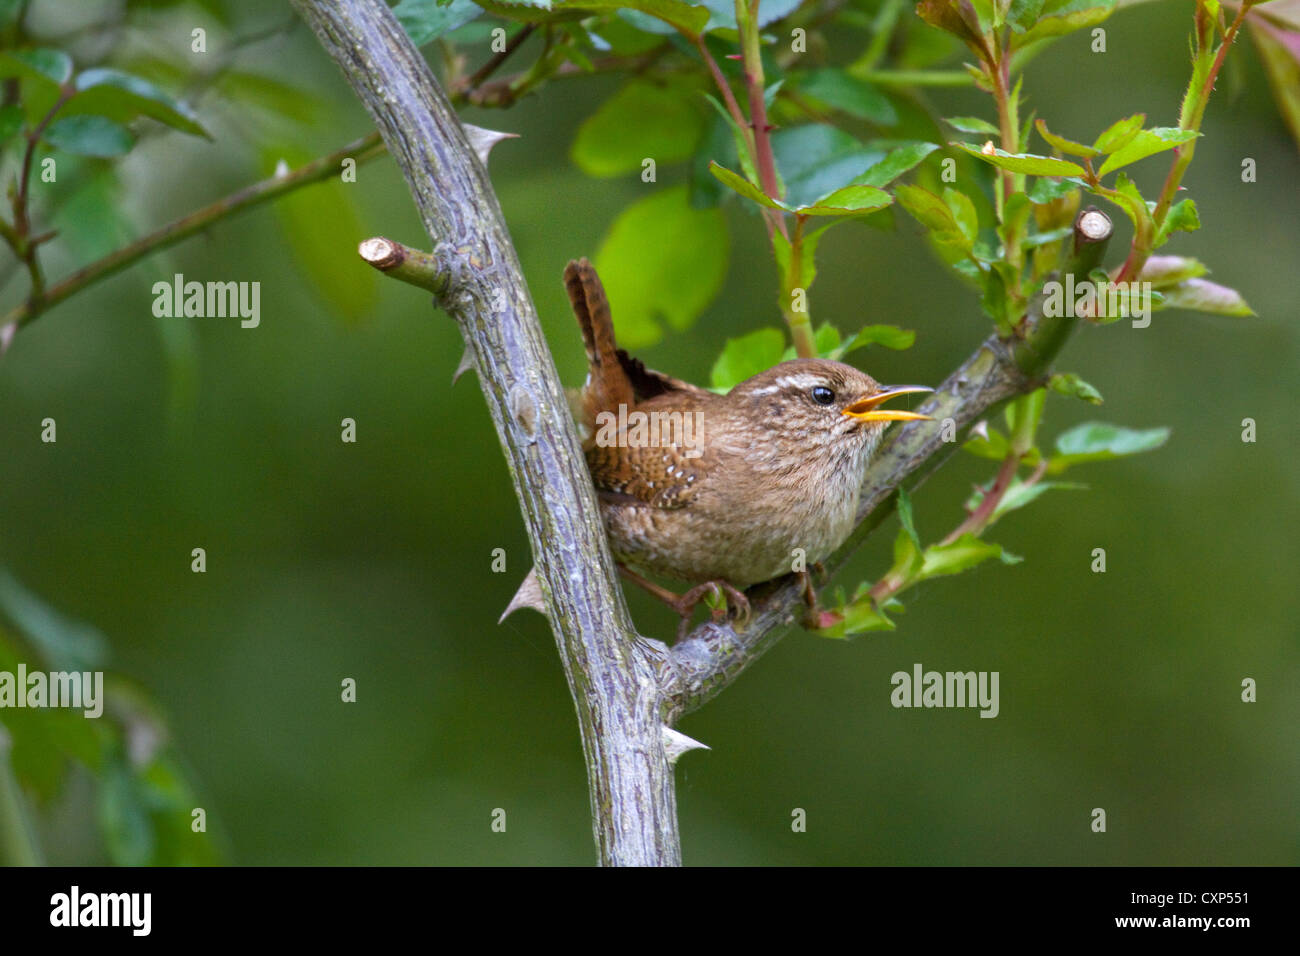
565, 258, 931, 636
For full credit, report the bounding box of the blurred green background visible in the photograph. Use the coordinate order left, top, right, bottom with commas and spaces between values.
1, 0, 1297, 865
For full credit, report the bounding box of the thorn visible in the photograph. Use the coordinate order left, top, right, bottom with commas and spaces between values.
0, 322, 14, 356
661, 726, 709, 765
499, 567, 547, 624
969, 419, 990, 442
452, 346, 476, 385
273, 158, 290, 178
725, 54, 743, 60
463, 123, 519, 167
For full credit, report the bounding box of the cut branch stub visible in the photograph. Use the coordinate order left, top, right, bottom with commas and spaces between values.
358, 236, 449, 295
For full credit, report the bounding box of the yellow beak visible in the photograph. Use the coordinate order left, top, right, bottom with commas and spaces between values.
842, 386, 934, 423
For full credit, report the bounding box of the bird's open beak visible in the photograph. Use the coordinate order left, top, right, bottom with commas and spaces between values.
842, 386, 934, 422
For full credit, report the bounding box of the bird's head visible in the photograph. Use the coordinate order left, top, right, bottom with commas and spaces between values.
728, 358, 933, 458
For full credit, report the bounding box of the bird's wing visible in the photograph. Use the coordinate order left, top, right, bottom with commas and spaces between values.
585, 406, 713, 511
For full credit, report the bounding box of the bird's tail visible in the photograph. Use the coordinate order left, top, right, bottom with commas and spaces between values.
565, 258, 633, 423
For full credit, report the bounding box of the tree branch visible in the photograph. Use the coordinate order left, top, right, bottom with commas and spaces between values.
290, 0, 682, 866
1, 132, 386, 338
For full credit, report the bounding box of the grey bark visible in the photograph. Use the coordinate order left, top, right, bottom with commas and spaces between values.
290, 0, 680, 866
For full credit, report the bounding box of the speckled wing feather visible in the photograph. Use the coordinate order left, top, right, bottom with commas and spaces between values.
585, 436, 711, 510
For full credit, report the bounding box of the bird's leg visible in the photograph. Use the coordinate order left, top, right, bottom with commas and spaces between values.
617, 565, 751, 640
810, 561, 829, 586
797, 566, 840, 630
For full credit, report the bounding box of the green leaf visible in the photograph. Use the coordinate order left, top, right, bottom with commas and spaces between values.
1007, 0, 1047, 31
796, 183, 892, 216
64, 68, 208, 138
1251, 14, 1300, 156
943, 186, 978, 243
888, 526, 925, 584
894, 183, 960, 234
0, 569, 110, 672
1094, 170, 1149, 235
694, 0, 801, 31
1005, 387, 1046, 454
955, 142, 1087, 176
772, 221, 835, 293
42, 115, 134, 156
944, 115, 1000, 135
1022, 224, 1074, 249
700, 93, 758, 184
1035, 118, 1098, 158
777, 322, 852, 364
1048, 372, 1103, 404
0, 47, 72, 85
394, 0, 485, 43
851, 142, 939, 188
836, 324, 916, 355
965, 476, 1087, 522
0, 627, 101, 800
0, 48, 72, 122
998, 192, 1032, 249
572, 80, 704, 176
771, 125, 888, 209
916, 0, 993, 59
810, 595, 897, 639
797, 69, 897, 125
897, 487, 920, 551
1026, 176, 1081, 204
594, 184, 729, 347
561, 0, 711, 35
920, 534, 1021, 580
1156, 278, 1254, 317
708, 160, 787, 209
1136, 255, 1208, 288
1153, 198, 1200, 248
1048, 422, 1170, 473
1091, 112, 1145, 153
710, 328, 786, 390
1097, 127, 1198, 177
963, 425, 1010, 461
980, 260, 1017, 332
1009, 0, 1116, 51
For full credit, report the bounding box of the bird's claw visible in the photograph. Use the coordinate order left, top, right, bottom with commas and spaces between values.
672, 579, 750, 640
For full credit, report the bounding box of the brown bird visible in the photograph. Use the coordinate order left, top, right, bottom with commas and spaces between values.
565, 258, 931, 637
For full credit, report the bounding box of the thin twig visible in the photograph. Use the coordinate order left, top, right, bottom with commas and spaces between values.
2, 132, 385, 335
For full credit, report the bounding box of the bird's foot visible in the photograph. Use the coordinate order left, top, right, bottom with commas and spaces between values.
796, 569, 837, 630
671, 580, 751, 641
616, 565, 750, 641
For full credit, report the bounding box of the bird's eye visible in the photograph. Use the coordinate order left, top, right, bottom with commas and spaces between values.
811, 385, 835, 406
